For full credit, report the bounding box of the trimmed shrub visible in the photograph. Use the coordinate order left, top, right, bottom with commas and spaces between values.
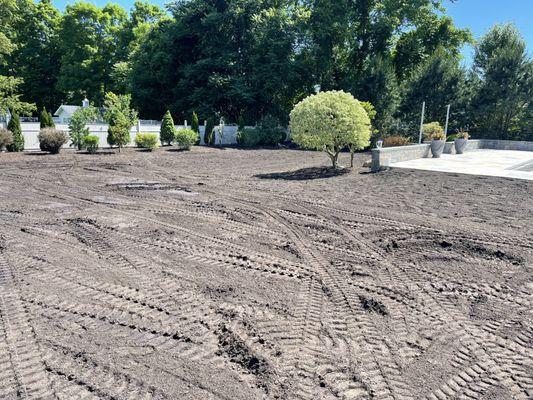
6, 114, 24, 152
84, 135, 99, 154
290, 90, 370, 168
422, 122, 444, 141
174, 128, 198, 150
383, 135, 411, 147
135, 132, 158, 150
160, 110, 176, 146
0, 128, 14, 150
38, 128, 68, 154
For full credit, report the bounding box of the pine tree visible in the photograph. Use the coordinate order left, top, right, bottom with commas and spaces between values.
160, 110, 176, 146
48, 110, 55, 128
191, 111, 200, 144
40, 107, 54, 128
191, 111, 199, 133
6, 114, 24, 152
204, 117, 215, 146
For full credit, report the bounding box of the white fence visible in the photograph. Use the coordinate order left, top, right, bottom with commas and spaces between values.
0, 121, 243, 150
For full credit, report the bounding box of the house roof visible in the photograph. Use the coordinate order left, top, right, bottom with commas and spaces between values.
54, 105, 80, 116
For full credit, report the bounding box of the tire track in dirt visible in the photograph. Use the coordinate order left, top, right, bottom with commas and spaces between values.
0, 236, 56, 400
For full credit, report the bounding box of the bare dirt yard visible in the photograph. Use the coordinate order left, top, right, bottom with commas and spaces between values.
0, 147, 532, 400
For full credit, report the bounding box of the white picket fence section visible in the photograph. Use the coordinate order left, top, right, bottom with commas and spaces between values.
0, 121, 244, 150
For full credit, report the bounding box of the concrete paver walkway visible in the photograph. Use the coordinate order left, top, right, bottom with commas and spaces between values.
391, 149, 533, 181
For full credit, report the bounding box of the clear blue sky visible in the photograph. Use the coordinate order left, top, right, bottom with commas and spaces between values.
52, 0, 532, 64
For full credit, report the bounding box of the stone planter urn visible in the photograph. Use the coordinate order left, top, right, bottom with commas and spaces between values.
431, 139, 445, 158
454, 138, 468, 154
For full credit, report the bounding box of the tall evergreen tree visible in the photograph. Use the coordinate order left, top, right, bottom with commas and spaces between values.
160, 110, 176, 146
470, 24, 532, 139
6, 113, 23, 152
191, 111, 199, 133
40, 106, 55, 128
398, 50, 467, 137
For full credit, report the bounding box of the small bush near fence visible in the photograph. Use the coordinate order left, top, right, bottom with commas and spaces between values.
383, 135, 411, 147
236, 116, 286, 148
255, 116, 286, 145
0, 128, 14, 150
38, 128, 69, 153
174, 129, 198, 150
135, 133, 159, 150
237, 128, 264, 148
84, 135, 100, 154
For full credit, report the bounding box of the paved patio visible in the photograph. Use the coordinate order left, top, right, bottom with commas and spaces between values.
391, 149, 533, 181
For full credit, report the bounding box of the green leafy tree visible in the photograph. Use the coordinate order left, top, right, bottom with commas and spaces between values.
290, 91, 370, 169
104, 92, 137, 151
69, 106, 100, 150
0, 0, 35, 116
398, 50, 467, 138
107, 113, 131, 151
160, 110, 176, 146
470, 24, 532, 140
58, 3, 127, 104
9, 0, 62, 111
6, 113, 23, 152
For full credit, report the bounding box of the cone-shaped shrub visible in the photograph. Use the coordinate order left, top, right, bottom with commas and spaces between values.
160, 110, 176, 146
204, 117, 215, 146
191, 111, 199, 133
191, 112, 200, 144
6, 114, 24, 152
40, 107, 55, 128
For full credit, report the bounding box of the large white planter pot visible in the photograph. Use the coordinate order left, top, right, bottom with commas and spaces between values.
430, 140, 445, 158
454, 138, 468, 154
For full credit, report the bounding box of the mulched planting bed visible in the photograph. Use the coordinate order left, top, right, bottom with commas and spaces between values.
0, 147, 531, 400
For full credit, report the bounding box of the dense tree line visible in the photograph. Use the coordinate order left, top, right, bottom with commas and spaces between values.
0, 0, 531, 140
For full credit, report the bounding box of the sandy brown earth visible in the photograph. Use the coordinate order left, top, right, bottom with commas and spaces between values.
0, 147, 532, 400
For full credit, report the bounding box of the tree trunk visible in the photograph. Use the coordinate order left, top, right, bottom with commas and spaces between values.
328, 151, 339, 169
350, 151, 354, 168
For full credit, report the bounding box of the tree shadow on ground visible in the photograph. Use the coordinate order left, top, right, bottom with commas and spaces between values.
25, 152, 52, 156
255, 166, 350, 181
